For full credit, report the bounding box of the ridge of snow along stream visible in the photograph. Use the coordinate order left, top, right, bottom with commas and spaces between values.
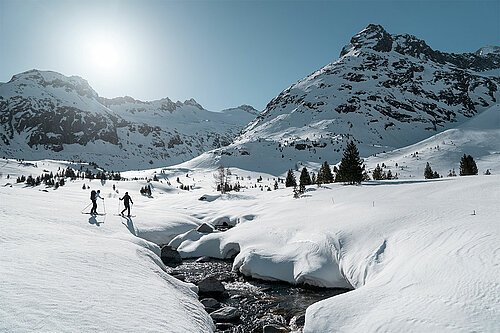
172, 175, 500, 332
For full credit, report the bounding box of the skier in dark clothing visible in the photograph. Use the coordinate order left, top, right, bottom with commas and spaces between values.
120, 192, 133, 216
90, 190, 104, 214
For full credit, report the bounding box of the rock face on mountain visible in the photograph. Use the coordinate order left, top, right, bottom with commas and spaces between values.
0, 70, 258, 170
195, 24, 499, 174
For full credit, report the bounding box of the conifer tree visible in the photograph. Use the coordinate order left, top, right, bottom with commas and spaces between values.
424, 162, 434, 179
459, 154, 478, 176
335, 141, 364, 184
372, 164, 384, 180
318, 162, 334, 184
285, 169, 297, 187
386, 170, 393, 180
299, 167, 312, 187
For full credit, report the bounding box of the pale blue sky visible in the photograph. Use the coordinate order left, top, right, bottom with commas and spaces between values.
0, 0, 498, 111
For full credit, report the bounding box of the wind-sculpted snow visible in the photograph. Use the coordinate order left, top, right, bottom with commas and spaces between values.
173, 175, 500, 332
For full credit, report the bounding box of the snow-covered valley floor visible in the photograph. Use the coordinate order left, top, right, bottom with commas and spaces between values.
1, 159, 499, 332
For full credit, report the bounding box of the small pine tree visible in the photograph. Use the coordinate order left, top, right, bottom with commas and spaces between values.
299, 167, 312, 187
372, 164, 384, 180
459, 154, 478, 176
318, 162, 334, 184
424, 162, 434, 179
484, 169, 491, 175
285, 169, 297, 187
386, 170, 393, 180
311, 173, 316, 184
293, 184, 301, 198
274, 180, 279, 190
335, 141, 364, 184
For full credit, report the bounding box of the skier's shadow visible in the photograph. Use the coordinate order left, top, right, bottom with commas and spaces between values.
121, 216, 136, 236
88, 215, 102, 227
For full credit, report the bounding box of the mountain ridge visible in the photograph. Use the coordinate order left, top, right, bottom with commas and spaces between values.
0, 69, 258, 170
184, 24, 499, 174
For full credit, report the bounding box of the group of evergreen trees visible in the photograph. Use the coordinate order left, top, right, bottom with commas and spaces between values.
424, 154, 479, 179
17, 171, 67, 188
286, 141, 367, 197
372, 164, 394, 180
459, 154, 478, 176
14, 166, 125, 189
140, 184, 152, 196
424, 163, 441, 179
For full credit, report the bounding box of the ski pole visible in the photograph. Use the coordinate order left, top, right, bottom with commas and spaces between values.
81, 202, 92, 214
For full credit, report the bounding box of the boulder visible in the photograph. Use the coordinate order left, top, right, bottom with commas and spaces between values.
263, 324, 287, 333
294, 314, 306, 327
210, 306, 240, 323
196, 223, 214, 233
197, 277, 227, 299
200, 297, 220, 311
160, 245, 182, 266
215, 323, 235, 331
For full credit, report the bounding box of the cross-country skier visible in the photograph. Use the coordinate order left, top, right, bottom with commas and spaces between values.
120, 192, 133, 217
90, 189, 104, 214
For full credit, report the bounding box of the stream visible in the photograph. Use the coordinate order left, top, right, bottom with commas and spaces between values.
165, 258, 350, 332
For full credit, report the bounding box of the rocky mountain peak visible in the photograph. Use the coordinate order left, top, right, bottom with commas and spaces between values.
183, 98, 204, 110
222, 105, 260, 115
7, 69, 98, 100
340, 24, 393, 57
339, 25, 499, 71
475, 46, 500, 56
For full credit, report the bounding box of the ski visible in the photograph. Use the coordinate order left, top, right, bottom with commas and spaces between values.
114, 214, 136, 217
82, 213, 106, 216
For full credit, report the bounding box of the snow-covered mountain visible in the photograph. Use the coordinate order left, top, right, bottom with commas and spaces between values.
194, 24, 499, 174
0, 69, 258, 170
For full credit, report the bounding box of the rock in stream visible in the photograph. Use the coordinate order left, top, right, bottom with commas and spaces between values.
166, 258, 350, 332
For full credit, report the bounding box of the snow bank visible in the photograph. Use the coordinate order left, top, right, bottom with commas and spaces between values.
176, 175, 500, 332
0, 172, 214, 332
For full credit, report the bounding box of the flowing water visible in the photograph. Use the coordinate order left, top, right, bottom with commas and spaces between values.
166, 258, 350, 332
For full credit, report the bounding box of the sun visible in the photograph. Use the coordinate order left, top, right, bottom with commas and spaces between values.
88, 38, 122, 71
83, 32, 131, 76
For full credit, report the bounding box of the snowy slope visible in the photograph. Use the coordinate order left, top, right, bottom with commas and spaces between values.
191, 24, 499, 174
0, 70, 257, 171
1, 154, 499, 332
364, 103, 500, 178
0, 161, 215, 332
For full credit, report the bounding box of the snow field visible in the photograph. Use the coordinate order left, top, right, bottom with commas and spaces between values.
0, 174, 214, 333
1, 156, 499, 332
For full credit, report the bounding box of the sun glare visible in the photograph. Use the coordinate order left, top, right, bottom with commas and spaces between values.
84, 33, 129, 76
90, 41, 119, 68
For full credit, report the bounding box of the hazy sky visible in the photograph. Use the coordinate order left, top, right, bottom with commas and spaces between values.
0, 0, 498, 111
